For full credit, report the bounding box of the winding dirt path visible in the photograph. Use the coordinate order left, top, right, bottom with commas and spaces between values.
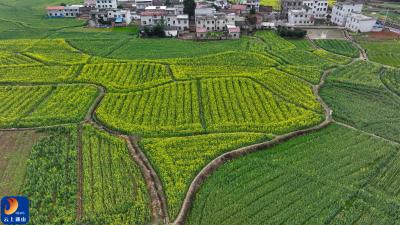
172, 69, 335, 225
124, 136, 169, 225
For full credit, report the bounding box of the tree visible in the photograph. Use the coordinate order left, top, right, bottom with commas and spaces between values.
184, 0, 196, 18
250, 8, 256, 15
60, 3, 66, 6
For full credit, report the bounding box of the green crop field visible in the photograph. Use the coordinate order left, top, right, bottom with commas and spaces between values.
187, 124, 400, 225
0, 1, 399, 223
315, 39, 359, 58
359, 40, 400, 68
81, 125, 151, 225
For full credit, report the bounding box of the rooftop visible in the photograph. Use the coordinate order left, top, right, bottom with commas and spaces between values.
141, 10, 167, 16
350, 13, 376, 21
47, 6, 65, 10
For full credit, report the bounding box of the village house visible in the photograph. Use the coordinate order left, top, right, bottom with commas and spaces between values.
345, 13, 376, 32
240, 0, 260, 12
302, 0, 327, 19
96, 0, 118, 9
47, 6, 65, 17
140, 6, 189, 36
280, 0, 303, 18
135, 0, 153, 11
47, 5, 84, 17
288, 6, 314, 26
330, 1, 363, 26
85, 0, 97, 8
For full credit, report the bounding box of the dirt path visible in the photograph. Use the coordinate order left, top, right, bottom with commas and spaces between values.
124, 136, 169, 225
343, 30, 368, 60
172, 68, 335, 225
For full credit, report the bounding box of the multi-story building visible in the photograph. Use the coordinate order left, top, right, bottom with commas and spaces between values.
345, 13, 376, 32
302, 0, 327, 19
331, 1, 363, 26
91, 8, 132, 24
96, 0, 118, 9
47, 5, 84, 17
135, 0, 153, 10
85, 0, 97, 7
64, 5, 84, 17
140, 6, 189, 31
195, 12, 235, 32
288, 6, 314, 26
280, 0, 303, 18
240, 0, 260, 12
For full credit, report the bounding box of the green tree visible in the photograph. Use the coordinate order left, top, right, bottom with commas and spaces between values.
184, 0, 196, 18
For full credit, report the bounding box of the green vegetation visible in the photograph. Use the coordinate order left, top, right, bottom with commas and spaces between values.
381, 67, 400, 96
140, 132, 270, 218
78, 62, 172, 91
0, 130, 47, 196
82, 125, 151, 225
0, 85, 98, 127
187, 124, 400, 225
22, 126, 78, 225
359, 40, 400, 68
321, 61, 400, 142
315, 39, 359, 58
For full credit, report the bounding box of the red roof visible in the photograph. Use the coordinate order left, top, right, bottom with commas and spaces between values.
228, 27, 240, 33
231, 5, 246, 10
47, 6, 65, 10
196, 27, 207, 33
140, 11, 167, 16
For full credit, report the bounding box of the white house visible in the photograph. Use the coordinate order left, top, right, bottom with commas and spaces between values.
345, 13, 376, 32
195, 12, 236, 32
140, 6, 189, 32
85, 0, 96, 7
64, 5, 84, 17
331, 2, 363, 26
195, 3, 216, 16
302, 0, 327, 19
288, 7, 314, 26
135, 0, 153, 10
47, 6, 65, 17
96, 0, 118, 9
240, 0, 260, 12
108, 9, 132, 24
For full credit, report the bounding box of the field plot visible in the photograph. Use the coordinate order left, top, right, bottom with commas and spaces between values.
140, 132, 269, 218
23, 39, 90, 65
255, 31, 296, 51
0, 65, 79, 83
98, 38, 244, 59
22, 126, 78, 225
359, 40, 400, 67
96, 80, 203, 136
187, 124, 400, 225
81, 125, 151, 225
381, 68, 400, 96
200, 77, 322, 133
0, 52, 41, 67
277, 65, 323, 84
0, 130, 47, 196
0, 85, 98, 127
315, 39, 359, 58
322, 62, 400, 142
78, 62, 171, 90
327, 61, 383, 88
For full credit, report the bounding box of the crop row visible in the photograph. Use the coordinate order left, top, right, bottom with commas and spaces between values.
82, 125, 151, 224
187, 124, 399, 225
0, 65, 79, 83
0, 52, 41, 67
78, 62, 171, 90
96, 78, 322, 136
315, 39, 359, 58
0, 85, 98, 127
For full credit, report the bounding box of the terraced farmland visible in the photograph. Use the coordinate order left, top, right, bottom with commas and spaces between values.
359, 40, 400, 68
187, 124, 400, 225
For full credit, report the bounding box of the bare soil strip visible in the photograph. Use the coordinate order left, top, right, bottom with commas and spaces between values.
125, 136, 169, 225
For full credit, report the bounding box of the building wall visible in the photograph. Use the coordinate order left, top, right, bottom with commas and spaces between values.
331, 3, 363, 26
196, 17, 229, 31
280, 0, 303, 18
345, 16, 376, 32
48, 9, 65, 17
64, 6, 80, 17
302, 0, 327, 19
96, 0, 118, 9
288, 9, 314, 26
